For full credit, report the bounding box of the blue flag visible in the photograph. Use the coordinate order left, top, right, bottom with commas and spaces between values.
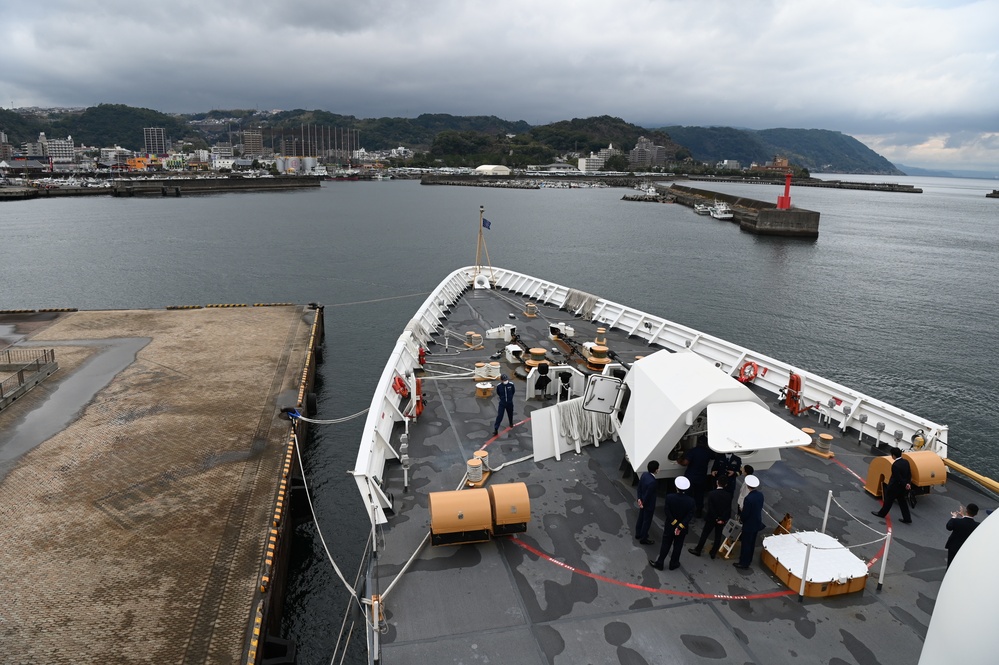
482, 218, 491, 230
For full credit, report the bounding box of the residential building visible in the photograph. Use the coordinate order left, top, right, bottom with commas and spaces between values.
242, 129, 264, 157
578, 153, 606, 172
144, 127, 168, 155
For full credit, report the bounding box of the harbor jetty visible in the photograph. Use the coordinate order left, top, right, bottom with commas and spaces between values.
669, 183, 820, 238
0, 304, 323, 664
683, 174, 923, 193
0, 175, 320, 200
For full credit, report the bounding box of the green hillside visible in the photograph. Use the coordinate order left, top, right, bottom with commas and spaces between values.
0, 104, 902, 175
659, 125, 902, 175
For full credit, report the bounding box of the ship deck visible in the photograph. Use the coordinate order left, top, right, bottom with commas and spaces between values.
373, 284, 997, 664
0, 305, 318, 664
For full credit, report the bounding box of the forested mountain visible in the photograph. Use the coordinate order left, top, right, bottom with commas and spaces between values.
1, 104, 902, 175
659, 126, 902, 175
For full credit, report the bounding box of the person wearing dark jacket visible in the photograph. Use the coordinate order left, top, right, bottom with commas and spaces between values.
683, 438, 712, 516
492, 374, 515, 436
945, 503, 979, 567
711, 451, 742, 493
650, 476, 696, 571
635, 460, 660, 545
688, 477, 732, 558
733, 475, 763, 569
871, 447, 913, 523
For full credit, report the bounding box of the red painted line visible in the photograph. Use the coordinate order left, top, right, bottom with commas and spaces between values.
481, 417, 532, 449
508, 536, 795, 601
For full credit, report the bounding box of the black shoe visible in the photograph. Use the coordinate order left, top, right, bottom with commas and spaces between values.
640, 539, 655, 545
899, 519, 913, 524
733, 563, 750, 569
649, 559, 664, 571
668, 563, 680, 570
493, 430, 498, 437
709, 550, 717, 560
871, 511, 884, 518
688, 548, 701, 556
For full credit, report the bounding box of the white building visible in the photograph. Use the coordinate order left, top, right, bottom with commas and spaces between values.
578, 154, 605, 173
475, 164, 512, 176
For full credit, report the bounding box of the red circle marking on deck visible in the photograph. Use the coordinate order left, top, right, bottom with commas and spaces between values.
508, 536, 795, 601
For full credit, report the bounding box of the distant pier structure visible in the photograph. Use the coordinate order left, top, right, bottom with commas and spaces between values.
669, 181, 820, 239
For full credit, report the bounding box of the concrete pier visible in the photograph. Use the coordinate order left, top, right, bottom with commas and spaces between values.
0, 304, 323, 664
669, 184, 820, 238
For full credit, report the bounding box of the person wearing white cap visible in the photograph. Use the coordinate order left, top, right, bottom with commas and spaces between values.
734, 474, 763, 570
650, 476, 696, 571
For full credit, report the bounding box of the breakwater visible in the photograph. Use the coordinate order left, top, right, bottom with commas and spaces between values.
669, 184, 820, 238
0, 176, 320, 201
683, 175, 922, 193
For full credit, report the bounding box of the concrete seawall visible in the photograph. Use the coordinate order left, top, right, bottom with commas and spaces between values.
669, 184, 820, 239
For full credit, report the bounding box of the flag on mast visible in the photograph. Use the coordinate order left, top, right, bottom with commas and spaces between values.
482, 218, 491, 230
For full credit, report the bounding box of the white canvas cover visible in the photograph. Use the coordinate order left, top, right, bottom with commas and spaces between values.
619, 350, 808, 470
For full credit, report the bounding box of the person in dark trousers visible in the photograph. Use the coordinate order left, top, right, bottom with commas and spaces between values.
871, 447, 912, 523
492, 374, 515, 436
945, 503, 979, 567
688, 476, 732, 558
650, 476, 696, 571
683, 437, 712, 517
733, 475, 763, 569
712, 451, 742, 493
736, 464, 755, 518
635, 460, 660, 545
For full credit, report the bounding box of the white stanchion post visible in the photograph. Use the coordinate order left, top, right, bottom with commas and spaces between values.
877, 530, 892, 591
798, 543, 813, 603
821, 490, 832, 534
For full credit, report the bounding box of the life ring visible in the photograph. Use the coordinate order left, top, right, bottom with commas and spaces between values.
418, 347, 426, 366
392, 376, 410, 399
414, 378, 424, 417
738, 361, 758, 383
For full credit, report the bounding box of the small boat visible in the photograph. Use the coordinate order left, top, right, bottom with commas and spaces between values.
693, 202, 711, 215
709, 201, 734, 219
986, 189, 999, 199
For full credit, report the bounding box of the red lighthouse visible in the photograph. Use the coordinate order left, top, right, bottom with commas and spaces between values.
777, 171, 793, 210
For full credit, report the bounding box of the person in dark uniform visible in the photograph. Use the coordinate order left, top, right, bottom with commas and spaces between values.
683, 437, 712, 517
945, 503, 979, 568
871, 447, 912, 523
492, 374, 515, 436
733, 475, 763, 569
688, 476, 732, 558
635, 460, 660, 545
711, 451, 742, 493
649, 476, 696, 571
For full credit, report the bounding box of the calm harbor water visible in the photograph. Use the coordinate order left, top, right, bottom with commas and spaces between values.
1, 174, 996, 662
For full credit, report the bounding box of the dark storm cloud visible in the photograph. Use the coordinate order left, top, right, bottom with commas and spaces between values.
1, 0, 996, 169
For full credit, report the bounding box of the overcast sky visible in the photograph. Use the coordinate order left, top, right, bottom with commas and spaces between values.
2, 0, 997, 171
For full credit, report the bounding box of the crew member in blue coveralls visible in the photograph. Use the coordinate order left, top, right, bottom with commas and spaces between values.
493, 374, 515, 436
635, 460, 660, 545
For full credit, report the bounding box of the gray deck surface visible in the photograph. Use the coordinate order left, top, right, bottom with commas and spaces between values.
374, 285, 996, 664
0, 307, 314, 665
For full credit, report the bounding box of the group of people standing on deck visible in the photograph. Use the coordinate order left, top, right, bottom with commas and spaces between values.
638, 438, 765, 572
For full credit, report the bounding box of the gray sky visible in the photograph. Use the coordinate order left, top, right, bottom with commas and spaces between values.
2, 0, 997, 171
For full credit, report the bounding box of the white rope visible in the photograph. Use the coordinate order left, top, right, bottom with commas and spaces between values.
830, 495, 889, 535
292, 430, 364, 609
556, 398, 612, 443
762, 506, 887, 552
330, 531, 372, 665
295, 408, 369, 425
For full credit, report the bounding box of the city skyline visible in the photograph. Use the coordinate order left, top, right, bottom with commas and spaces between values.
1, 1, 996, 171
